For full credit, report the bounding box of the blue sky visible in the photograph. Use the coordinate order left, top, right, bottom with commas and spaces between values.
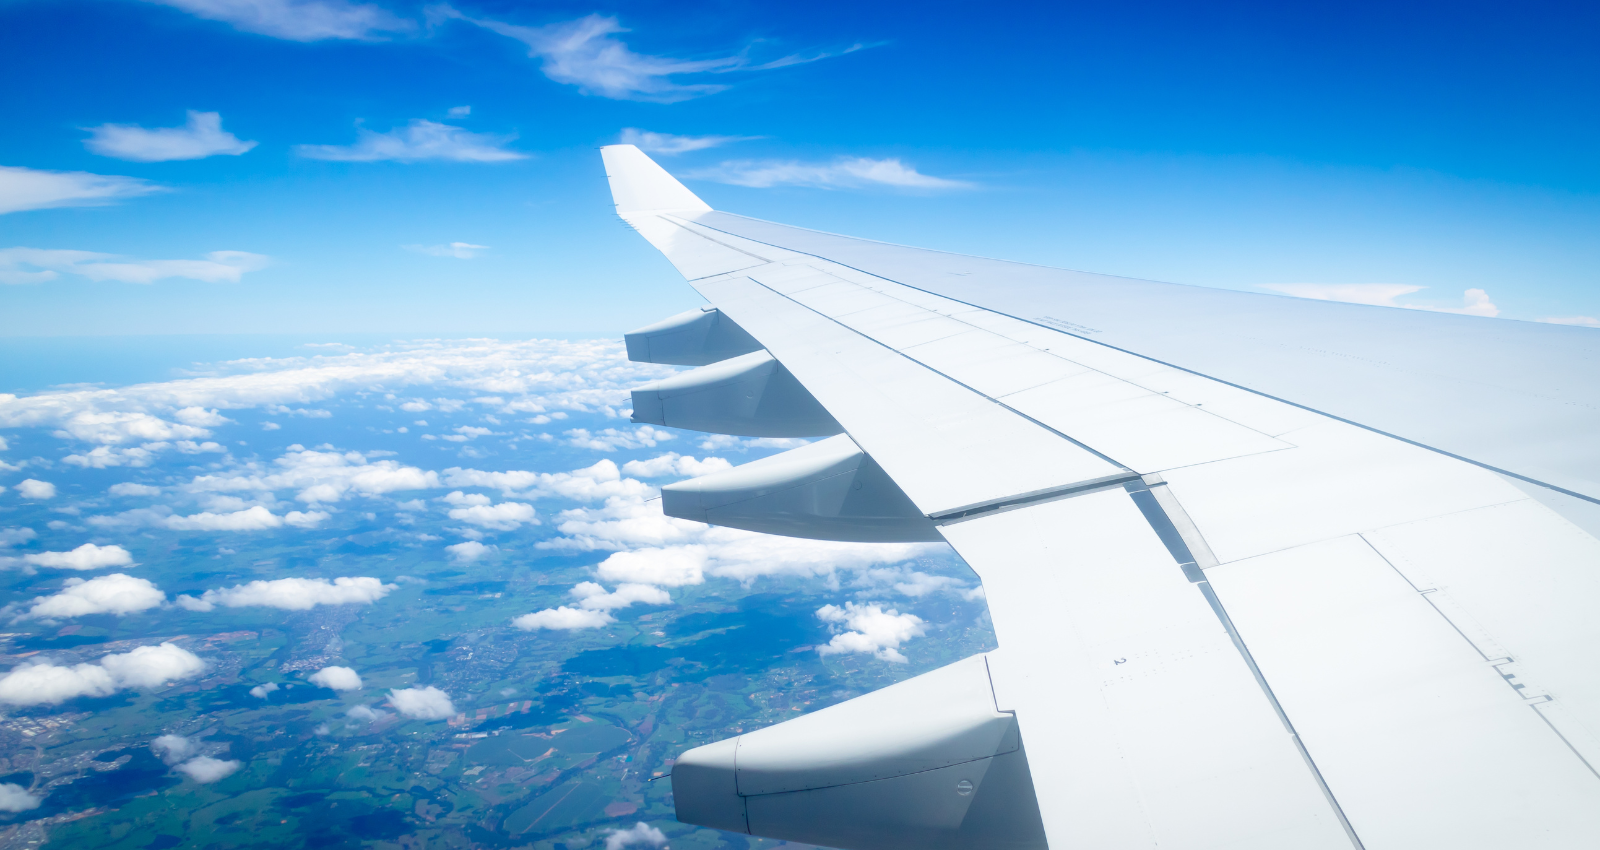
3, 0, 1599, 336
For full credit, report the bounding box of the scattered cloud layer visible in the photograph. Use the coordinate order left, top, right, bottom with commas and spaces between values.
564, 426, 674, 452
17, 573, 166, 620
145, 0, 415, 41
619, 129, 759, 155
815, 602, 926, 663
1259, 283, 1501, 318
620, 453, 730, 478
176, 576, 394, 611
688, 157, 972, 191
0, 642, 204, 705
1539, 315, 1600, 328
296, 120, 526, 163
570, 581, 670, 611
0, 247, 270, 286
84, 110, 256, 162
388, 685, 455, 719
605, 823, 668, 850
0, 165, 164, 215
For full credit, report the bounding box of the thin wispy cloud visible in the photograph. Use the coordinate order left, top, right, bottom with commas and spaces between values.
1260, 283, 1501, 318
434, 8, 868, 103
295, 119, 526, 163
0, 248, 270, 285
85, 111, 256, 162
1539, 316, 1600, 328
688, 157, 973, 191
619, 128, 759, 155
143, 0, 414, 41
405, 242, 488, 259
0, 165, 164, 215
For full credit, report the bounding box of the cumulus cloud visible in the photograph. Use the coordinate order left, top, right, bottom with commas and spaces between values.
176, 755, 242, 783
144, 0, 414, 41
109, 482, 161, 496
20, 543, 133, 570
387, 685, 454, 720
816, 602, 926, 663
446, 540, 495, 562
152, 734, 197, 764
0, 784, 40, 812
163, 506, 285, 531
347, 704, 391, 723
605, 823, 668, 850
0, 247, 269, 285
619, 129, 758, 155
569, 581, 670, 611
176, 576, 393, 611
689, 158, 972, 191
1260, 283, 1501, 318
444, 459, 652, 501
405, 242, 488, 259
512, 606, 615, 630
447, 500, 537, 530
84, 111, 256, 162
620, 453, 731, 478
0, 528, 36, 548
594, 547, 707, 587
309, 665, 362, 690
564, 426, 674, 451
249, 682, 279, 698
296, 120, 526, 163
858, 567, 969, 598
14, 479, 55, 499
18, 573, 165, 619
0, 165, 164, 216
188, 447, 440, 504
0, 642, 203, 705
1540, 316, 1600, 328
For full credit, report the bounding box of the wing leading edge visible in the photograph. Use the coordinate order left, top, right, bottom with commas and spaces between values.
601, 145, 1600, 850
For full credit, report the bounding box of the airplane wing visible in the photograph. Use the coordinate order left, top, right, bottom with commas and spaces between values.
600, 144, 1600, 850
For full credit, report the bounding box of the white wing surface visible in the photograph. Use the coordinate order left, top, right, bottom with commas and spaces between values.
602, 145, 1600, 850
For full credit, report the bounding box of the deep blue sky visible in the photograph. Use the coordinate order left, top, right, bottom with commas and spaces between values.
3, 0, 1598, 335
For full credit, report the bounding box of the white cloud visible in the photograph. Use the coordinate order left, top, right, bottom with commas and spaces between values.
512, 606, 616, 630
309, 665, 363, 690
0, 528, 36, 548
189, 447, 439, 504
569, 581, 670, 611
109, 482, 162, 496
15, 479, 55, 499
100, 642, 207, 687
447, 105, 471, 118
620, 453, 731, 478
387, 685, 455, 719
619, 129, 758, 155
594, 547, 707, 587
0, 784, 40, 812
285, 510, 331, 527
145, 0, 414, 41
174, 407, 231, 426
859, 567, 966, 598
176, 576, 393, 611
84, 111, 256, 162
1260, 283, 1501, 318
689, 158, 972, 191
405, 242, 489, 259
152, 734, 197, 764
164, 506, 284, 531
176, 756, 241, 783
19, 573, 165, 619
249, 682, 279, 698
564, 426, 674, 451
816, 602, 925, 663
0, 641, 203, 705
21, 543, 133, 570
0, 165, 163, 216
296, 120, 526, 163
604, 823, 668, 850
347, 704, 390, 722
0, 247, 269, 285
446, 540, 495, 562
444, 459, 652, 502
448, 501, 537, 530
1540, 316, 1600, 328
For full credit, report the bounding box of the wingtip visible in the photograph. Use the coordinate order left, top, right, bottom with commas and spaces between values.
601, 145, 711, 215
